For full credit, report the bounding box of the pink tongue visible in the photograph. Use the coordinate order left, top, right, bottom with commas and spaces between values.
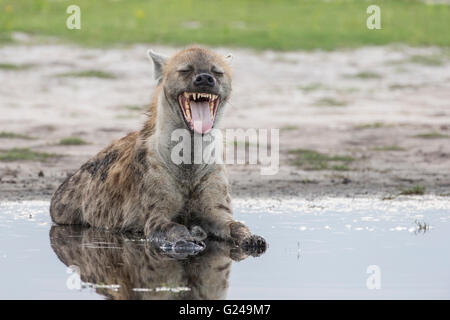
190, 101, 213, 134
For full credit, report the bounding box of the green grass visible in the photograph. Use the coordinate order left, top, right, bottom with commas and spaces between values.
0, 131, 34, 139
1, 0, 450, 50
399, 185, 426, 195
353, 122, 387, 130
314, 97, 347, 107
413, 132, 449, 139
59, 137, 88, 145
349, 71, 382, 79
115, 114, 138, 119
280, 125, 299, 131
409, 54, 445, 66
372, 145, 406, 151
389, 83, 419, 90
288, 148, 354, 171
0, 63, 33, 70
124, 104, 147, 111
0, 148, 60, 161
330, 164, 351, 171
297, 83, 325, 93
56, 70, 116, 79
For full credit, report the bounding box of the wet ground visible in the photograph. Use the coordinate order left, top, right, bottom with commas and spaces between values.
0, 197, 449, 299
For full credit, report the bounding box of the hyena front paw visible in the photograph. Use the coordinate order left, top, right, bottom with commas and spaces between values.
239, 235, 267, 257
150, 224, 205, 255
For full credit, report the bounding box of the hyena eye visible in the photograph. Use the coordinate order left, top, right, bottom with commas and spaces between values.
211, 66, 224, 76
177, 67, 193, 74
212, 69, 224, 76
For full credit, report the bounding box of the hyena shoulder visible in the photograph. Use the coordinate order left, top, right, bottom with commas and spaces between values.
50, 130, 174, 228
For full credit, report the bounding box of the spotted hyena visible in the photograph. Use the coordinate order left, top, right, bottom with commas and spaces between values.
50, 46, 266, 254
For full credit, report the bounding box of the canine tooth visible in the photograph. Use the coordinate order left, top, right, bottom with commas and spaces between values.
209, 101, 214, 119
193, 93, 197, 100
184, 92, 189, 98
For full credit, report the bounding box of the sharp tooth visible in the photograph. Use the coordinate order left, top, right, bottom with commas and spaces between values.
209, 101, 214, 119
184, 92, 189, 98
193, 93, 197, 100
185, 100, 191, 120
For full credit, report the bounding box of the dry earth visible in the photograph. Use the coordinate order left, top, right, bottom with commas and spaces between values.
1, 37, 449, 201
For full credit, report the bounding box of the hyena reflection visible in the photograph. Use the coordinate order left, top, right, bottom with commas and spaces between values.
50, 46, 266, 255
50, 225, 251, 300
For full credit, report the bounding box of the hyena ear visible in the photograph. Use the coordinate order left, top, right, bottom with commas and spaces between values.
225, 53, 233, 63
147, 49, 168, 84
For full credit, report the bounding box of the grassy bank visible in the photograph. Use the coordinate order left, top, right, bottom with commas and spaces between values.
0, 0, 449, 50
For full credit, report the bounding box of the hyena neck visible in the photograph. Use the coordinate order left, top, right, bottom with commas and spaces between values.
147, 90, 218, 182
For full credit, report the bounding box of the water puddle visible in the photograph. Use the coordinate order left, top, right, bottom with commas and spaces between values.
0, 197, 449, 299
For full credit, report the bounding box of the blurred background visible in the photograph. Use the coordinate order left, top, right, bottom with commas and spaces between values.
0, 0, 449, 200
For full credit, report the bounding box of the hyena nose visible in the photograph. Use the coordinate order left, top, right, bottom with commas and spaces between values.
194, 73, 215, 88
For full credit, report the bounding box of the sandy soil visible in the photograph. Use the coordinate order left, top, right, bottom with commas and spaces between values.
1, 37, 449, 201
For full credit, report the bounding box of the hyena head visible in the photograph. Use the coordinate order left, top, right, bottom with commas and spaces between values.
148, 46, 232, 134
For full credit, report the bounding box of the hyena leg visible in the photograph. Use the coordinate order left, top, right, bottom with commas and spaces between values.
200, 204, 267, 255
144, 214, 205, 252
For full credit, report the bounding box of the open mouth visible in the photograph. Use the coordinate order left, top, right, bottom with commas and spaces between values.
178, 92, 220, 134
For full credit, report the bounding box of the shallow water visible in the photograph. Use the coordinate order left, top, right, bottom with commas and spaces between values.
0, 197, 449, 299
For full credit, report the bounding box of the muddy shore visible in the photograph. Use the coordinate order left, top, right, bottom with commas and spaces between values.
1, 42, 449, 201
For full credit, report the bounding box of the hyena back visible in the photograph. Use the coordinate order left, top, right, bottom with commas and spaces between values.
50, 46, 266, 254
